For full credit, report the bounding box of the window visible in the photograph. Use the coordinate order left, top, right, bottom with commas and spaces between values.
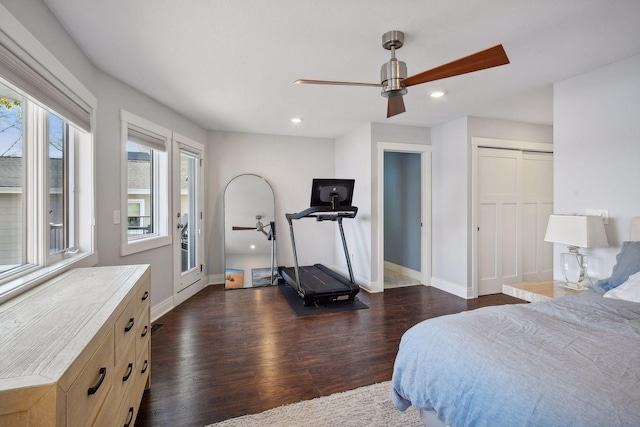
0, 5, 96, 303
121, 110, 171, 255
0, 80, 94, 300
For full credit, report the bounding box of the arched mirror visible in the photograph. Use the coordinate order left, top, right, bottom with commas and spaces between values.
224, 174, 276, 289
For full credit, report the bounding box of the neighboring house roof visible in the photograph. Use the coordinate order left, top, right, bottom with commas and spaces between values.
0, 157, 62, 189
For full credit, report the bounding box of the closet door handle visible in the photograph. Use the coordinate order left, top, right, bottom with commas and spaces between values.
124, 318, 135, 332
122, 363, 133, 382
87, 367, 106, 395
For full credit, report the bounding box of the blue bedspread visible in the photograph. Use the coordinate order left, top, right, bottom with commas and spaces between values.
392, 293, 640, 427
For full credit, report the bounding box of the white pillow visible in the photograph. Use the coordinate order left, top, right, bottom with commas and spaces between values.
603, 271, 640, 303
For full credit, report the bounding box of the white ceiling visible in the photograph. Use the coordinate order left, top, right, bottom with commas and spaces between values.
42, 0, 640, 139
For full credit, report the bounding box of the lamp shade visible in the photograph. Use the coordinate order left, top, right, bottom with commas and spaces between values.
544, 215, 609, 248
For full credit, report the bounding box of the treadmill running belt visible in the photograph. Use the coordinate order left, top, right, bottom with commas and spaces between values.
279, 264, 359, 306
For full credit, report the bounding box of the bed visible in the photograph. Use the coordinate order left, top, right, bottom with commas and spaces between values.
392, 221, 640, 427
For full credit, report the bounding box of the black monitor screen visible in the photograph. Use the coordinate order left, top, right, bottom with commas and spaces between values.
310, 179, 355, 208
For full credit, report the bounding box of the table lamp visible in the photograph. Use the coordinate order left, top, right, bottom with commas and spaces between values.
544, 214, 609, 290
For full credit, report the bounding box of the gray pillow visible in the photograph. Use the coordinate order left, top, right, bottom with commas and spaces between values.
594, 241, 640, 293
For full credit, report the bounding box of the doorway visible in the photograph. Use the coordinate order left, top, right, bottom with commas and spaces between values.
376, 142, 432, 292
383, 151, 422, 288
173, 133, 205, 306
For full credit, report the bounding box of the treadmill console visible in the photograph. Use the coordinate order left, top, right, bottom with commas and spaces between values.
310, 178, 355, 210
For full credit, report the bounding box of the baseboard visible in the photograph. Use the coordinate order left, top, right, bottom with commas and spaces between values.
208, 273, 225, 285
326, 264, 379, 293
151, 296, 174, 323
174, 278, 205, 306
384, 261, 421, 281
430, 276, 471, 299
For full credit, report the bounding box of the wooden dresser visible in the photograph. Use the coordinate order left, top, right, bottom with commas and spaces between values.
0, 265, 151, 427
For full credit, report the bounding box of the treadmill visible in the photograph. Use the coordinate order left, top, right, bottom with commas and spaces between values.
279, 179, 360, 306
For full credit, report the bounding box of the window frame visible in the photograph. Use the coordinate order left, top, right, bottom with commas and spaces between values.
120, 109, 172, 256
0, 3, 97, 304
0, 89, 96, 303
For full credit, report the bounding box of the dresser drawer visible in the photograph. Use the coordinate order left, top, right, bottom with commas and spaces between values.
113, 395, 138, 427
66, 330, 114, 427
135, 278, 150, 307
136, 305, 150, 360
112, 337, 136, 405
137, 340, 150, 392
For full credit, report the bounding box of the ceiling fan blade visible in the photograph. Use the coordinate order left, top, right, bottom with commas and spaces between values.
232, 226, 258, 231
402, 44, 509, 87
387, 96, 406, 118
295, 79, 381, 88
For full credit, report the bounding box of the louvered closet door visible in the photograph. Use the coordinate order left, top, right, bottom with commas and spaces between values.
477, 148, 522, 295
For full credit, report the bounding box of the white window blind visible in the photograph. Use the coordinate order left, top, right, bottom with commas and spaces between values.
127, 127, 167, 152
0, 30, 91, 132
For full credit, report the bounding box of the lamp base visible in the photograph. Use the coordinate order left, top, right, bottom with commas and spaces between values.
560, 249, 593, 290
558, 281, 589, 291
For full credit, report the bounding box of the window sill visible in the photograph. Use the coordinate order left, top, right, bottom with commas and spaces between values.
0, 251, 98, 305
120, 235, 172, 256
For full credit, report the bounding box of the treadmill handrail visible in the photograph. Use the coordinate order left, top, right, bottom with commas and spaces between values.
285, 205, 358, 221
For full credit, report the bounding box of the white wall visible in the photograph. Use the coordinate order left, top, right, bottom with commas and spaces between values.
431, 116, 553, 297
333, 123, 430, 290
3, 0, 208, 312
431, 117, 470, 295
553, 54, 640, 280
334, 124, 373, 286
206, 131, 335, 282
370, 123, 430, 288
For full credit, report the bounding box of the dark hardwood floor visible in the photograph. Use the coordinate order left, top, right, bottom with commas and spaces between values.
135, 284, 522, 427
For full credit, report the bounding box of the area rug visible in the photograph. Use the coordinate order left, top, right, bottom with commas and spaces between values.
278, 284, 369, 316
205, 381, 422, 427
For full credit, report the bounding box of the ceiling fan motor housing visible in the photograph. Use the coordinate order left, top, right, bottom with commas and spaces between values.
381, 58, 407, 97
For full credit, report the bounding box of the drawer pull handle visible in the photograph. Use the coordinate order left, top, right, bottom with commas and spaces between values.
122, 363, 133, 382
141, 359, 149, 374
141, 325, 148, 338
124, 407, 134, 427
141, 291, 149, 301
124, 318, 135, 332
87, 367, 106, 395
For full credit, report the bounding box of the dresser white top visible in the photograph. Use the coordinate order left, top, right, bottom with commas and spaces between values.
0, 265, 150, 390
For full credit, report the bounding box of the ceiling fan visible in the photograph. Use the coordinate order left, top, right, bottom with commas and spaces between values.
232, 215, 275, 239
294, 31, 510, 118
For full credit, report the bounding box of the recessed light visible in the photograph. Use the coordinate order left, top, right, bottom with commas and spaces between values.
430, 90, 446, 98
291, 117, 303, 124
250, 245, 256, 250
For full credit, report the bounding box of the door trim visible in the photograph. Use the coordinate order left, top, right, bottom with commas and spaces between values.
376, 142, 432, 293
471, 137, 553, 298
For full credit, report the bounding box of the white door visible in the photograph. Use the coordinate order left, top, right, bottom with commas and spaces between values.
477, 148, 522, 295
477, 148, 553, 295
173, 134, 204, 300
522, 152, 554, 281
